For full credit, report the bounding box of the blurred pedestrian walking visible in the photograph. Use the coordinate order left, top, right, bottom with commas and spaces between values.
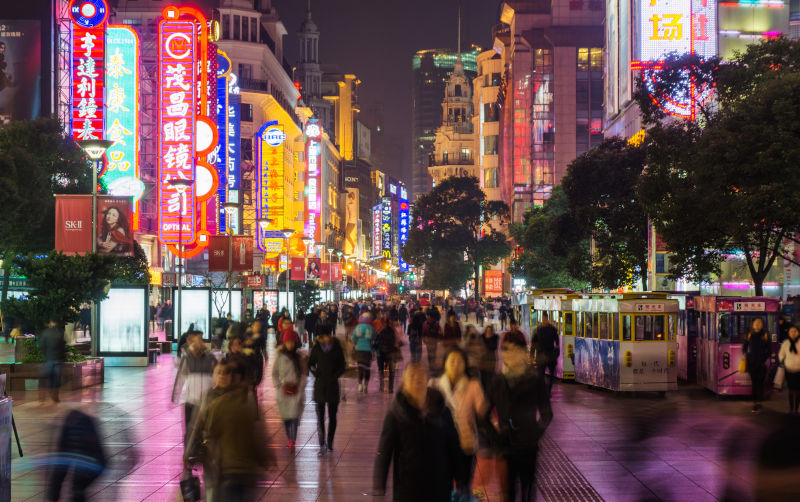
423, 311, 442, 373
308, 324, 346, 456
531, 312, 559, 393
779, 325, 800, 414
39, 319, 66, 404
374, 320, 400, 394
46, 410, 107, 502
172, 329, 216, 445
743, 317, 771, 413
352, 313, 375, 394
272, 330, 307, 448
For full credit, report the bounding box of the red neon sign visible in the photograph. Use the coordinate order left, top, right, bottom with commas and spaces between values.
71, 20, 106, 146
158, 19, 197, 246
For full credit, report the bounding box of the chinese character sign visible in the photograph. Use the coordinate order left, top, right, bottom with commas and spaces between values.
639, 0, 692, 62
255, 122, 287, 256
305, 122, 322, 241
398, 198, 409, 271
70, 0, 108, 145
381, 197, 392, 259
103, 26, 140, 201
372, 204, 382, 258
485, 270, 504, 296
158, 19, 197, 245
227, 90, 241, 191
214, 52, 229, 231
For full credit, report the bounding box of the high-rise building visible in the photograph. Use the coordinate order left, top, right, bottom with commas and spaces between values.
411, 46, 480, 199
497, 1, 604, 221
472, 48, 504, 203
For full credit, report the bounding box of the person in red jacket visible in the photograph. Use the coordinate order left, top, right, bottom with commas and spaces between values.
442, 311, 462, 350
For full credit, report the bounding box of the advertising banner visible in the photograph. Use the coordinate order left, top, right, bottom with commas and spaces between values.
255, 121, 286, 256
484, 270, 504, 296
96, 195, 134, 257
304, 122, 322, 241
307, 258, 321, 280
98, 287, 147, 355
55, 194, 93, 255
70, 1, 107, 144
372, 204, 382, 258
0, 20, 41, 122
290, 257, 305, 281
345, 188, 358, 255
399, 198, 409, 271
246, 275, 263, 289
208, 235, 253, 272
381, 197, 392, 260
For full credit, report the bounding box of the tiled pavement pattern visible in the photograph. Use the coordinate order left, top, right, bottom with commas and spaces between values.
4, 331, 785, 502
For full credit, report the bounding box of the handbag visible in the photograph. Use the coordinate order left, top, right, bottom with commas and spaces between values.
738, 358, 748, 373
283, 382, 299, 395
774, 365, 786, 390
179, 471, 202, 502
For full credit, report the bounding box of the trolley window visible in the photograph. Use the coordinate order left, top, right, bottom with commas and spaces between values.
622, 315, 632, 341
599, 313, 609, 340
588, 313, 597, 338
529, 307, 536, 329
733, 314, 771, 344
635, 316, 646, 341
654, 315, 665, 340
564, 312, 573, 336
578, 312, 586, 338
718, 314, 731, 343
687, 310, 699, 336
612, 313, 619, 341
668, 314, 675, 341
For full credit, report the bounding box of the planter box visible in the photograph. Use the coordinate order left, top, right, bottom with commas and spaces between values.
0, 358, 104, 392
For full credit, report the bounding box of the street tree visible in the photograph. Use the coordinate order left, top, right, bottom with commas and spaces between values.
636, 38, 800, 295
403, 176, 511, 298
0, 118, 91, 301
559, 138, 649, 290
113, 241, 152, 286
509, 186, 590, 290
0, 252, 118, 329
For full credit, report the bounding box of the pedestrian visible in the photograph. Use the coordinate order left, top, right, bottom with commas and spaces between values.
374, 320, 400, 394
479, 325, 499, 390
295, 310, 306, 345
423, 311, 442, 373
314, 310, 331, 345
429, 347, 488, 501
399, 303, 409, 331
484, 329, 553, 502
443, 311, 462, 350
46, 410, 107, 502
226, 323, 264, 394
185, 356, 272, 501
743, 317, 771, 413
176, 322, 195, 358
272, 329, 307, 448
371, 363, 460, 502
308, 324, 346, 456
462, 325, 485, 378
779, 325, 800, 414
531, 312, 559, 392
498, 305, 508, 331
172, 329, 217, 444
476, 304, 485, 327
39, 319, 66, 404
156, 302, 164, 330
351, 313, 375, 393
407, 310, 425, 364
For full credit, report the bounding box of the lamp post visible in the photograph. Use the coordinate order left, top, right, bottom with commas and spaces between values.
281, 228, 294, 316
326, 247, 334, 295
222, 202, 238, 320
168, 177, 193, 339
302, 236, 313, 282
257, 219, 269, 311
314, 241, 325, 298
77, 139, 114, 356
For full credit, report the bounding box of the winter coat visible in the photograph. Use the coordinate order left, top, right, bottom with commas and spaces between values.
39, 326, 66, 363
430, 374, 487, 455
779, 338, 800, 373
271, 347, 307, 420
422, 319, 441, 341
484, 367, 553, 455
743, 330, 771, 370
374, 326, 399, 355
352, 322, 375, 352
372, 389, 460, 502
480, 334, 499, 373
171, 347, 217, 405
442, 323, 462, 346
308, 337, 346, 403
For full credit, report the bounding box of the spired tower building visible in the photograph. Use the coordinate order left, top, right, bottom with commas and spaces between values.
294, 0, 332, 131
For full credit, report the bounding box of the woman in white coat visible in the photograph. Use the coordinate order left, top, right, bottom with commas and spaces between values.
273, 329, 307, 448
779, 325, 800, 414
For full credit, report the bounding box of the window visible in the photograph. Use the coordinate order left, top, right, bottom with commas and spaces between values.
460, 148, 470, 161
233, 15, 240, 40
590, 48, 603, 72
484, 168, 498, 188
240, 102, 253, 122
718, 313, 730, 342
484, 135, 498, 155
577, 312, 584, 337
599, 313, 608, 340
668, 314, 675, 341
223, 14, 230, 39
622, 315, 631, 341
242, 16, 249, 42
454, 84, 462, 97
578, 48, 589, 71
656, 254, 665, 274
564, 312, 574, 336
491, 72, 502, 86
612, 313, 619, 340
241, 138, 253, 162
250, 18, 257, 42
635, 316, 646, 341
484, 103, 498, 122
442, 151, 448, 163
238, 63, 252, 81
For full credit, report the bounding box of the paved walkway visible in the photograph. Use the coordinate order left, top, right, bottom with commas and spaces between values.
4, 335, 787, 501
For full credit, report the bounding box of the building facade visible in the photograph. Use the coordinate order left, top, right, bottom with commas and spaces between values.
472, 49, 504, 203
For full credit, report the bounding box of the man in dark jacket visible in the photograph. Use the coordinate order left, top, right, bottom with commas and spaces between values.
39, 320, 66, 403
422, 313, 442, 373
531, 312, 560, 393
372, 363, 459, 502
485, 330, 553, 502
308, 324, 346, 456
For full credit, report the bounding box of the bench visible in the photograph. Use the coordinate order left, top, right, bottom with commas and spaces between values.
148, 348, 161, 364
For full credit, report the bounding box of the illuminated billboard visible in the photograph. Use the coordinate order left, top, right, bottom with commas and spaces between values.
305, 121, 322, 241
0, 20, 42, 122
214, 50, 229, 232
381, 197, 392, 259
255, 121, 286, 256
372, 203, 382, 258
398, 197, 409, 271
70, 0, 108, 145
103, 26, 142, 214
227, 83, 241, 191
157, 18, 197, 245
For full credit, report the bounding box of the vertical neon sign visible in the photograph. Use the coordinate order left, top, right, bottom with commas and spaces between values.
305, 121, 322, 241
255, 121, 286, 254
372, 203, 382, 258
214, 50, 230, 232
157, 18, 197, 245
381, 197, 392, 260
399, 193, 409, 271
70, 0, 108, 148
104, 26, 141, 226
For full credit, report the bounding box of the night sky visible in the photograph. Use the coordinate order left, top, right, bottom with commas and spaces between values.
272, 0, 502, 183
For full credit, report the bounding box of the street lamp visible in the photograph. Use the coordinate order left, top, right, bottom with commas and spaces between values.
77, 139, 114, 357
257, 219, 269, 310
222, 202, 238, 320
326, 247, 334, 294
281, 228, 294, 316
302, 236, 313, 285
168, 178, 193, 340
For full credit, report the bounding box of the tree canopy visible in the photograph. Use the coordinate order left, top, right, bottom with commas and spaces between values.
403, 176, 511, 296
636, 38, 800, 295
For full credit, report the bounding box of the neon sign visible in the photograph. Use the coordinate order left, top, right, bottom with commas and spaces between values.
372, 204, 382, 258
70, 0, 108, 149
104, 26, 142, 217
632, 0, 717, 120
227, 83, 241, 191
305, 121, 322, 241
399, 198, 409, 271
158, 18, 197, 245
213, 50, 229, 232
255, 121, 286, 255
381, 197, 392, 259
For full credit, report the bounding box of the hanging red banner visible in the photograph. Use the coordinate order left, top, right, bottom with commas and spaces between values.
290, 257, 305, 281
55, 195, 93, 255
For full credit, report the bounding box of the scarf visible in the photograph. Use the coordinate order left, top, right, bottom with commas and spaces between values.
790, 336, 799, 355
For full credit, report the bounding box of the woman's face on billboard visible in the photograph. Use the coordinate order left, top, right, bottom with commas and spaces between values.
105, 208, 119, 226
